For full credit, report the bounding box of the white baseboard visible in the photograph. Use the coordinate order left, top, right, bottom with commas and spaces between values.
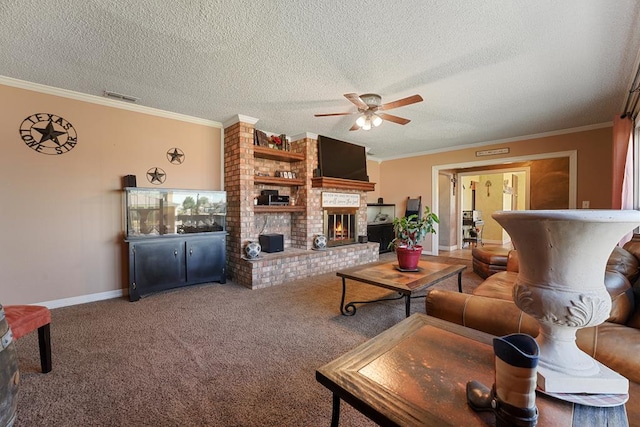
438, 244, 458, 252
37, 289, 125, 309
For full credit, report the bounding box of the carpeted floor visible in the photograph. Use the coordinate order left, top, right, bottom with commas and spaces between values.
12, 254, 482, 426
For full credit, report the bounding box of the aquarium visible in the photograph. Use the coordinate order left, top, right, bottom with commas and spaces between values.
124, 188, 226, 238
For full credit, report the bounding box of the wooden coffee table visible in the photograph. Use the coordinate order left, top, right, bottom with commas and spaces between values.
316, 314, 625, 427
336, 260, 466, 317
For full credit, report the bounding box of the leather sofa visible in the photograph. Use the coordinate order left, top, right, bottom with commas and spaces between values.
471, 246, 510, 279
426, 237, 640, 424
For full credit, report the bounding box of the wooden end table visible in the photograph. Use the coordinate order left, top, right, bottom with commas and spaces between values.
336, 260, 466, 318
316, 314, 628, 427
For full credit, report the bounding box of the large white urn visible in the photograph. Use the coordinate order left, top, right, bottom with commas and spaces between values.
493, 209, 640, 393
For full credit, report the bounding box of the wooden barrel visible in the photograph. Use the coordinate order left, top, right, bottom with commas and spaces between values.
0, 305, 19, 427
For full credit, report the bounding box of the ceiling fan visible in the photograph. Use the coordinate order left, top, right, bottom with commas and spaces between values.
314, 93, 423, 131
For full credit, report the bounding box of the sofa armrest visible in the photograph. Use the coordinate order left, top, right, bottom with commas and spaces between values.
425, 289, 539, 337
576, 322, 640, 384
426, 290, 640, 384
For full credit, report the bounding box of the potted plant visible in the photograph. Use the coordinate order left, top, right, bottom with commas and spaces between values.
388, 206, 439, 270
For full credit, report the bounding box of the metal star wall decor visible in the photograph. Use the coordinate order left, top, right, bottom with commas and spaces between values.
19, 113, 78, 155
147, 167, 166, 185
167, 147, 185, 164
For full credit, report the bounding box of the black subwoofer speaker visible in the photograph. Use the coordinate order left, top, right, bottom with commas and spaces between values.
259, 234, 284, 253
123, 175, 137, 188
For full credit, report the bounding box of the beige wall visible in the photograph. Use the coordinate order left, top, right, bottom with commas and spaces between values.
1, 84, 222, 305
366, 159, 381, 203
378, 127, 613, 251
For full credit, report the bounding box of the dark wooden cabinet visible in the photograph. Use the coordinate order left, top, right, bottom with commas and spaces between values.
185, 234, 226, 283
127, 232, 226, 301
367, 223, 394, 253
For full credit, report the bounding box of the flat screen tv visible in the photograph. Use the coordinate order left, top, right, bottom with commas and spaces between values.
317, 135, 368, 182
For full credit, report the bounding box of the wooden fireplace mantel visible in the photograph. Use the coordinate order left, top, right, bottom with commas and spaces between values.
311, 177, 376, 192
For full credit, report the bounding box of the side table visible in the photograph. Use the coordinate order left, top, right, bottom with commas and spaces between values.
316, 314, 628, 426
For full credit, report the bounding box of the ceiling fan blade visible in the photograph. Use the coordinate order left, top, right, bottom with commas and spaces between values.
344, 93, 368, 110
380, 94, 423, 111
314, 112, 355, 117
378, 112, 411, 125
349, 122, 361, 131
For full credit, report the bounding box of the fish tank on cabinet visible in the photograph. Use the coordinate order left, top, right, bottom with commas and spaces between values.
124, 188, 226, 238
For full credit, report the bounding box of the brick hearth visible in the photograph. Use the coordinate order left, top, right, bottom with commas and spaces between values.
223, 115, 379, 289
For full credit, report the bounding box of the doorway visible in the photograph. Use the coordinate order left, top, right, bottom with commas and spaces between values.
459, 167, 530, 247
431, 150, 577, 255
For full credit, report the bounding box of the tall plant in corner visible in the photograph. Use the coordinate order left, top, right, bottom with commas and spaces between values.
388, 206, 439, 270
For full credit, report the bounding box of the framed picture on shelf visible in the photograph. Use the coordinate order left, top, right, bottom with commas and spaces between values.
254, 129, 269, 147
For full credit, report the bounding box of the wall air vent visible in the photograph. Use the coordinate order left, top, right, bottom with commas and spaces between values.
103, 90, 140, 103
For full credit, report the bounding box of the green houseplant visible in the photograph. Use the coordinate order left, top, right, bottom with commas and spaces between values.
388, 206, 439, 270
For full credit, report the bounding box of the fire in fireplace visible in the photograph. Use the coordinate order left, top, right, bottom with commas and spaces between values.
324, 208, 358, 246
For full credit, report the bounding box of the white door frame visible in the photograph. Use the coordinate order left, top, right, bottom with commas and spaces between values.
429, 150, 577, 255
457, 166, 530, 248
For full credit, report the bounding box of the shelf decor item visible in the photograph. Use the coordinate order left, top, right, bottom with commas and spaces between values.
270, 135, 283, 150
493, 209, 640, 394
313, 234, 327, 250
388, 206, 438, 270
244, 240, 262, 259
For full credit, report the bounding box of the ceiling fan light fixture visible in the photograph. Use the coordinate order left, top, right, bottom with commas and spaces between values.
356, 115, 366, 127
372, 114, 383, 127
362, 117, 372, 131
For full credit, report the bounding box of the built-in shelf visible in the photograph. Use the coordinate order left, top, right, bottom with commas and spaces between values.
254, 176, 305, 187
253, 146, 305, 162
311, 177, 376, 192
254, 205, 306, 213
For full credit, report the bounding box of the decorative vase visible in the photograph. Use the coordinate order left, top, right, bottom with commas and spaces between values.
493, 209, 640, 393
396, 245, 422, 270
244, 240, 261, 259
313, 234, 327, 250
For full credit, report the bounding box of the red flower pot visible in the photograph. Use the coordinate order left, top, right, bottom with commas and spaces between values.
396, 245, 422, 270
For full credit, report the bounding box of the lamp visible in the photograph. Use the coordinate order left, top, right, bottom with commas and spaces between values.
356, 112, 382, 130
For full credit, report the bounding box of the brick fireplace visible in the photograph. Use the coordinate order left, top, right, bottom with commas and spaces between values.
223, 115, 379, 289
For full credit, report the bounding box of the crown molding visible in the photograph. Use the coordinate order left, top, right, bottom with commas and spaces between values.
378, 122, 613, 161
290, 132, 318, 142
0, 75, 222, 128
223, 114, 259, 128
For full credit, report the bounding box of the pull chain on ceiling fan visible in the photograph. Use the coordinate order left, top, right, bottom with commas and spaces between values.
314, 93, 423, 131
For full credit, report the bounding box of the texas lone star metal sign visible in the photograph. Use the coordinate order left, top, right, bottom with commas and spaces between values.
19, 113, 78, 155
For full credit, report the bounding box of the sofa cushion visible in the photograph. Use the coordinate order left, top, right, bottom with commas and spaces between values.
608, 246, 640, 284
472, 271, 518, 301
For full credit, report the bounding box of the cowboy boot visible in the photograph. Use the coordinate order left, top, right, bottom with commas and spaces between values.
466, 333, 540, 427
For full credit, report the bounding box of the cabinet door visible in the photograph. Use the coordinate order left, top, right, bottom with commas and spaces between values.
380, 224, 395, 253
130, 241, 186, 300
367, 225, 383, 253
186, 234, 226, 284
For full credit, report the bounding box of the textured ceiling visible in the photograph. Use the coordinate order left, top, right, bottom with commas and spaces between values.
1, 0, 640, 159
